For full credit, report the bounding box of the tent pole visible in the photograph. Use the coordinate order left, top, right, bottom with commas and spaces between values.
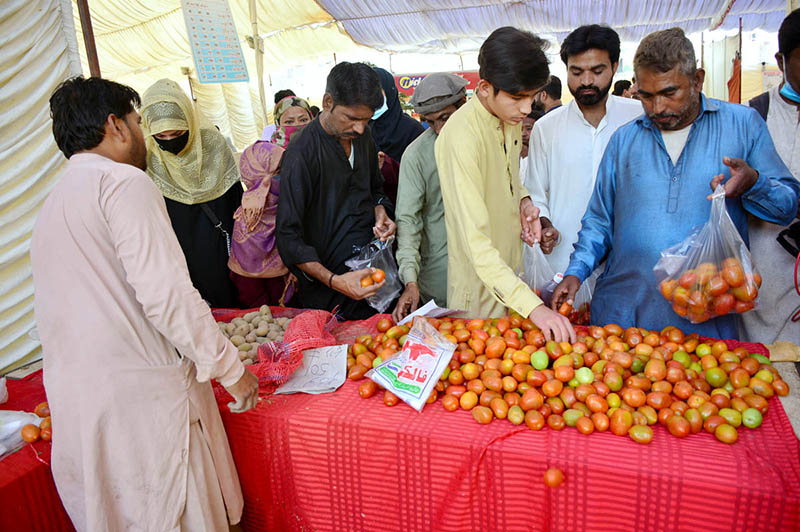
738, 17, 742, 104
248, 0, 268, 125
76, 0, 101, 77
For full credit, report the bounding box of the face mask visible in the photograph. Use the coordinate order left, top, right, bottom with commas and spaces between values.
155, 130, 189, 155
780, 57, 800, 104
372, 95, 388, 120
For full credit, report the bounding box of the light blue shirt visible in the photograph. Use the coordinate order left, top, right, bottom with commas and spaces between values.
565, 95, 800, 339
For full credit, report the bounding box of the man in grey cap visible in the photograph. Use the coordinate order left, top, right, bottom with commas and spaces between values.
391, 73, 468, 322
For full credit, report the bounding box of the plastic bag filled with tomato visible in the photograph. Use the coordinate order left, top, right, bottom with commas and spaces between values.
345, 237, 403, 313
654, 185, 761, 323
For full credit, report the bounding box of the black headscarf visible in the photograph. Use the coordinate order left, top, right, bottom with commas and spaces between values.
370, 67, 424, 163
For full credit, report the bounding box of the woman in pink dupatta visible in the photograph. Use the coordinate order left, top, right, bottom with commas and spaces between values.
228, 141, 293, 307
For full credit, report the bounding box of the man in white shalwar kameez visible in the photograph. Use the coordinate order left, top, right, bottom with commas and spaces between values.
31, 76, 259, 531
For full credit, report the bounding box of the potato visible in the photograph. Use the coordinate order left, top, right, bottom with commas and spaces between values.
229, 335, 246, 347
255, 337, 270, 345
232, 318, 247, 326
259, 305, 273, 318
244, 311, 260, 322
238, 343, 252, 352
254, 325, 269, 337
245, 333, 257, 343
242, 358, 254, 366
225, 323, 237, 335
234, 324, 251, 337
238, 352, 249, 361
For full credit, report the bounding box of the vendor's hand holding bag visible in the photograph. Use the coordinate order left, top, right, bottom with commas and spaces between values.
522, 242, 591, 324
654, 185, 761, 324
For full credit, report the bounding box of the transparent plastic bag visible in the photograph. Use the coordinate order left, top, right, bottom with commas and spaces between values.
653, 185, 761, 324
366, 318, 454, 412
345, 237, 403, 313
0, 410, 41, 461
522, 243, 557, 304
523, 243, 591, 324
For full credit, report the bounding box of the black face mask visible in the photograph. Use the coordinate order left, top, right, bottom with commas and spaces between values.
154, 130, 189, 155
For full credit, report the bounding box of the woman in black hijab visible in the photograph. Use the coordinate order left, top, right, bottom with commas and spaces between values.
370, 67, 424, 163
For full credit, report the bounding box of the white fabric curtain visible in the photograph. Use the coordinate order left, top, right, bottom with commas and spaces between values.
317, 0, 787, 51
0, 0, 82, 372
71, 1, 369, 150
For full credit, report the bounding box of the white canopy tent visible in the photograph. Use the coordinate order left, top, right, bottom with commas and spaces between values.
0, 0, 795, 372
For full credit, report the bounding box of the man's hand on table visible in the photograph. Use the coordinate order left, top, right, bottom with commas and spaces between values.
392, 282, 420, 322
540, 217, 560, 254
519, 197, 542, 246
373, 205, 396, 241
529, 304, 576, 343
707, 157, 759, 200
333, 268, 385, 300
226, 369, 259, 413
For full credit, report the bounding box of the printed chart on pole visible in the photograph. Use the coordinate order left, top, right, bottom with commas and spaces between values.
181, 0, 249, 83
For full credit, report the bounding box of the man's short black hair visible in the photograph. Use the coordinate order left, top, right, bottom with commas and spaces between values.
778, 9, 800, 57
560, 24, 621, 65
478, 27, 550, 94
325, 62, 383, 110
542, 75, 562, 99
49, 76, 141, 159
612, 79, 632, 96
309, 105, 320, 117
527, 105, 545, 121
274, 89, 296, 104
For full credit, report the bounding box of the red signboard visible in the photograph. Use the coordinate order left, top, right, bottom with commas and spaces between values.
394, 71, 480, 96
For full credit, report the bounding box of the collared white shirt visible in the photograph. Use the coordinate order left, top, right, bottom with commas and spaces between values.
524, 95, 644, 273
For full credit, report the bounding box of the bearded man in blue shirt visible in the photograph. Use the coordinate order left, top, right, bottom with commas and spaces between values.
552, 28, 800, 339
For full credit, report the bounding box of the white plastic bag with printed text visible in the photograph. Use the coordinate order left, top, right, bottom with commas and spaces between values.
366, 318, 454, 412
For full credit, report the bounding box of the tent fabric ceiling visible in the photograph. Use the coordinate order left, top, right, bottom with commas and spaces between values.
317, 0, 788, 52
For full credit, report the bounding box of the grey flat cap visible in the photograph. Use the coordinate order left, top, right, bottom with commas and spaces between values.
409, 73, 469, 115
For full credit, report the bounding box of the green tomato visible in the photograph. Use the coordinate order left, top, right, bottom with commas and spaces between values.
531, 350, 549, 370
751, 353, 771, 365
689, 362, 703, 374
672, 350, 691, 368
575, 367, 594, 385
568, 377, 580, 388
512, 328, 523, 339
695, 343, 712, 357
719, 408, 742, 427
754, 369, 774, 383
742, 408, 763, 429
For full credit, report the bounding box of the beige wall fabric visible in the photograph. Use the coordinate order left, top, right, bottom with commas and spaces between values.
0, 0, 81, 373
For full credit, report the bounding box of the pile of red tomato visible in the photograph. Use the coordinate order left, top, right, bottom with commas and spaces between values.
659, 257, 761, 323
347, 315, 787, 445
21, 402, 52, 443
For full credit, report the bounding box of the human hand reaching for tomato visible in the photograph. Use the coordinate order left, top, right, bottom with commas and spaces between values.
392, 281, 420, 323
373, 205, 396, 241
519, 197, 542, 246
528, 304, 576, 343
706, 157, 759, 200
334, 268, 385, 300
540, 217, 560, 254
551, 275, 581, 314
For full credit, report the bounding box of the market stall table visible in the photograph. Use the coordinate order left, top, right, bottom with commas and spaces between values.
3, 339, 799, 532
215, 340, 800, 532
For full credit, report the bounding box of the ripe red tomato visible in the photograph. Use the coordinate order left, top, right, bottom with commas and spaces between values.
376, 318, 392, 333
721, 262, 744, 288
21, 424, 40, 443
360, 276, 374, 287
705, 275, 729, 297
34, 402, 50, 418
712, 293, 735, 315
543, 467, 565, 488
371, 269, 386, 283
678, 270, 697, 289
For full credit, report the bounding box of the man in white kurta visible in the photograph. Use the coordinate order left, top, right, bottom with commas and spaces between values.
524, 25, 643, 274
741, 12, 800, 343
31, 77, 257, 531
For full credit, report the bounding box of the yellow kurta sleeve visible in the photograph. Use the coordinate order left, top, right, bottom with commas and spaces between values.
435, 103, 542, 318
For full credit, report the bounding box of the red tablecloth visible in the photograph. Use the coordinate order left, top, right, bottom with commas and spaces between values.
3, 339, 799, 532
215, 339, 800, 532
0, 371, 74, 532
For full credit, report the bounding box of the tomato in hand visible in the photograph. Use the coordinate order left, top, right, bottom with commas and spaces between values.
371, 269, 386, 283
